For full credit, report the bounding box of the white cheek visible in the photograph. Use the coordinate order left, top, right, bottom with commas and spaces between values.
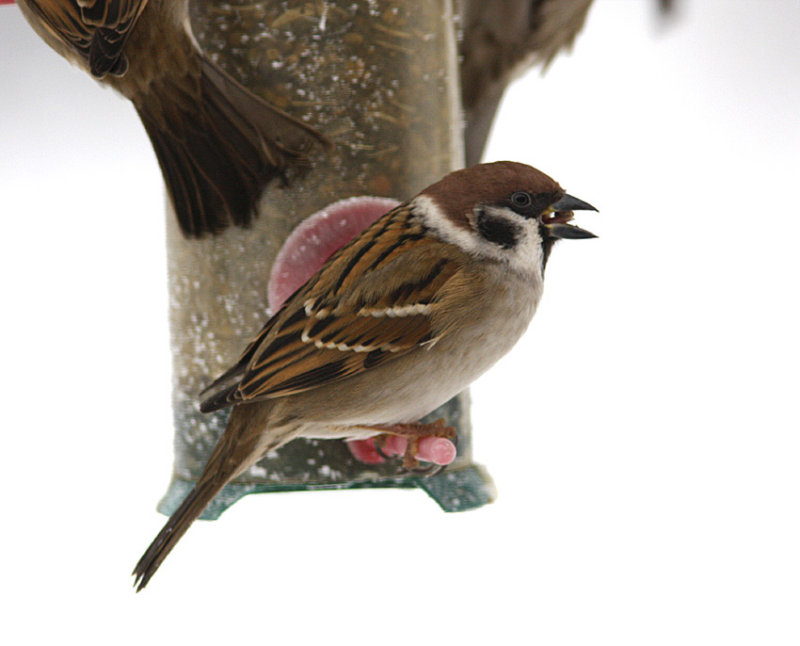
413, 195, 544, 279
509, 223, 545, 276
413, 194, 477, 252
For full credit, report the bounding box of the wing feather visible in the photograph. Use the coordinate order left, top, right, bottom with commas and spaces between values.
199, 204, 467, 412
25, 0, 148, 77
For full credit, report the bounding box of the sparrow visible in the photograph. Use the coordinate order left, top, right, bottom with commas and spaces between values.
132, 161, 597, 591
459, 0, 595, 165
16, 0, 328, 237
458, 0, 677, 164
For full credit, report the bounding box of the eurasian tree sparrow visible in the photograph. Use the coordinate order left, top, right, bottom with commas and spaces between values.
16, 0, 328, 237
133, 161, 597, 591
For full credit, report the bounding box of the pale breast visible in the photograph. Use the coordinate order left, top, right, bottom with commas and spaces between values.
292, 265, 542, 429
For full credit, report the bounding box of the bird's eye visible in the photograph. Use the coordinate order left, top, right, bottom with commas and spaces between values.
510, 191, 532, 209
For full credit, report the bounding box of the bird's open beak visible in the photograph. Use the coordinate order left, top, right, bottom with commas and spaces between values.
543, 194, 598, 239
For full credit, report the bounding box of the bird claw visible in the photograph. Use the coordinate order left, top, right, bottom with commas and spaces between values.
371, 434, 394, 463
370, 418, 457, 471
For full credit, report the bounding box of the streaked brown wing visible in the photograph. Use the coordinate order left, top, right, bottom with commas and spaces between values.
24, 0, 93, 59
25, 0, 147, 77
78, 0, 144, 29
80, 0, 148, 76
199, 204, 466, 412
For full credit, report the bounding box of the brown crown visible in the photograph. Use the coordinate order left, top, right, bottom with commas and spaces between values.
420, 161, 564, 229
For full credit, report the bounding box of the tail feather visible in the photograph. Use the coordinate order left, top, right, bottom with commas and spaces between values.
138, 55, 329, 238
132, 475, 227, 592
133, 409, 249, 592
132, 403, 287, 591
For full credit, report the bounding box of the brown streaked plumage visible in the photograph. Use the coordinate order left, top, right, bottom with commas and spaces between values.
17, 0, 329, 237
132, 161, 598, 591
199, 208, 459, 410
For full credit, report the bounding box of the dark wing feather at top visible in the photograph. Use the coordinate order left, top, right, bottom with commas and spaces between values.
21, 0, 330, 238
80, 0, 148, 77
25, 0, 148, 77
199, 204, 465, 413
27, 0, 147, 78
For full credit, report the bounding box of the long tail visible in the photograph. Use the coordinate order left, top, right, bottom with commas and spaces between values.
132, 471, 229, 592
132, 404, 277, 591
136, 55, 330, 238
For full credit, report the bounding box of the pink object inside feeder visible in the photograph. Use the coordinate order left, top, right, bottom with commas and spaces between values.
268, 196, 458, 467
268, 196, 400, 313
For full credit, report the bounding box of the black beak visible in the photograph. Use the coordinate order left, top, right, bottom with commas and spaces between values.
543, 193, 598, 239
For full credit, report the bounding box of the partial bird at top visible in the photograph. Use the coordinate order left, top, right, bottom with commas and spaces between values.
458, 0, 678, 165
17, 0, 329, 238
458, 0, 595, 166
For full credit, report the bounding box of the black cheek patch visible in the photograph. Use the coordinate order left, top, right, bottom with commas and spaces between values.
476, 210, 521, 249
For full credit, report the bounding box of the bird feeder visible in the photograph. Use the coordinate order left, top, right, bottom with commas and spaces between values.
159, 0, 495, 519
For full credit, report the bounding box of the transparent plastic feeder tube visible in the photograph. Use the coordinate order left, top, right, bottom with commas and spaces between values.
160, 0, 495, 518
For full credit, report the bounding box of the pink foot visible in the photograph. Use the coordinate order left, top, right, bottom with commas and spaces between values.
346, 436, 457, 467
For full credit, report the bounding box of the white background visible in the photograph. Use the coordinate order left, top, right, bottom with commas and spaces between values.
1, 1, 798, 644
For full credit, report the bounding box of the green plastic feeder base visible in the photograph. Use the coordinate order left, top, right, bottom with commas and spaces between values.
158, 464, 496, 519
